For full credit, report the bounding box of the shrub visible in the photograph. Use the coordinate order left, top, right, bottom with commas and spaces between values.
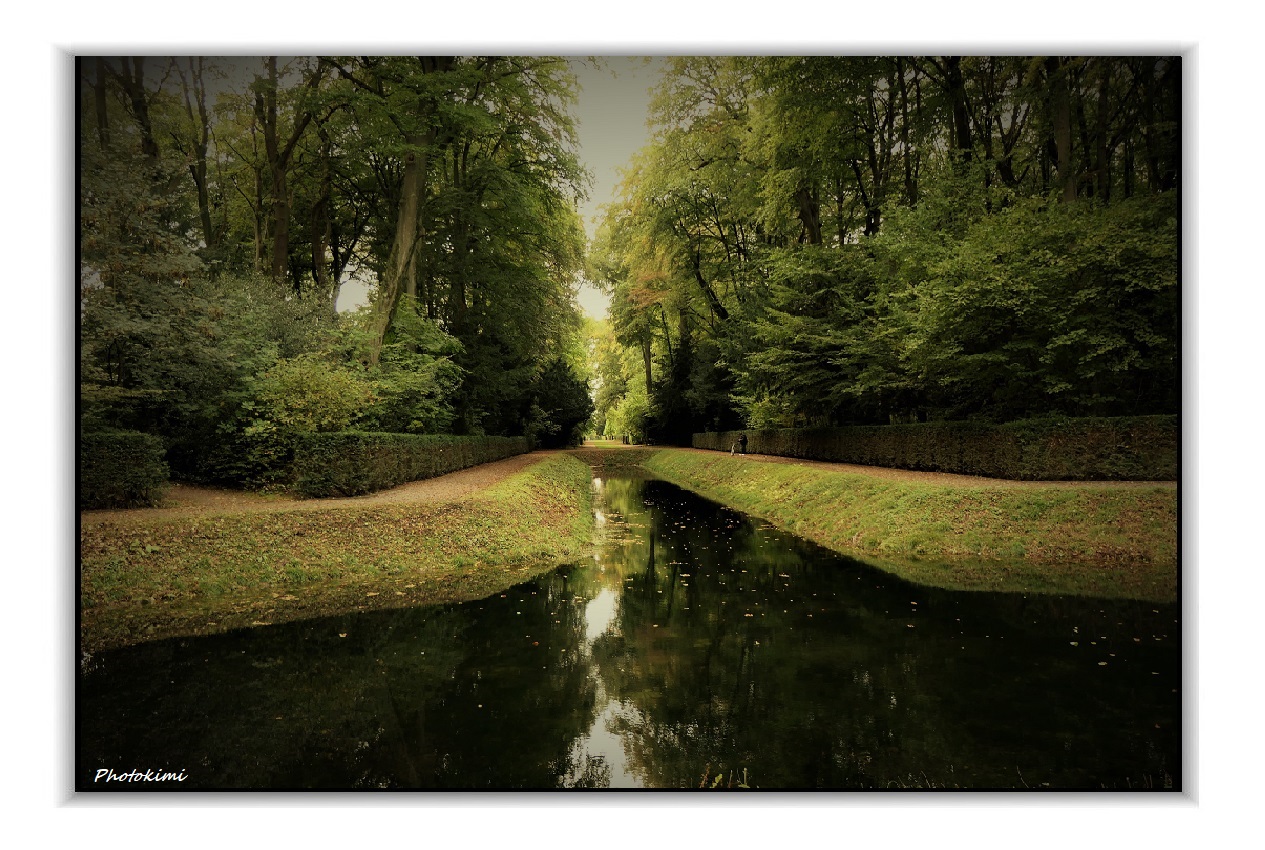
196, 355, 377, 488
526, 359, 595, 449
695, 415, 1177, 481
292, 432, 530, 497
79, 430, 170, 509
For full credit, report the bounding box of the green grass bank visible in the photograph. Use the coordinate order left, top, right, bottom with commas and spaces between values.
643, 449, 1177, 603
80, 453, 594, 653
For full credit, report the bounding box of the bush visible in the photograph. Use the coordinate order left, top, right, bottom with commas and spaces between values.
526, 359, 595, 449
193, 355, 377, 488
292, 432, 530, 497
694, 415, 1177, 481
80, 430, 170, 509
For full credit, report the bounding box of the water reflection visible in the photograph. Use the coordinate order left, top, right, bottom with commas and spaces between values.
78, 474, 1180, 790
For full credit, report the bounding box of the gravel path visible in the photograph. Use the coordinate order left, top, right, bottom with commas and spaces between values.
81, 451, 560, 525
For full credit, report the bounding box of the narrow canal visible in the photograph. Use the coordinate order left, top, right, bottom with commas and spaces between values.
78, 472, 1181, 789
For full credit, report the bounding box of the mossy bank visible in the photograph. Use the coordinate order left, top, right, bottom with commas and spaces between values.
643, 449, 1178, 603
80, 453, 594, 653
80, 446, 1178, 652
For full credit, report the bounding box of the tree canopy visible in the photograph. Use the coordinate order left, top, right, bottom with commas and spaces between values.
79, 55, 596, 483
79, 54, 1182, 471
587, 56, 1180, 442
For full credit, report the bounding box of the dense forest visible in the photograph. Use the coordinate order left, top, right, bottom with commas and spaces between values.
79, 55, 1181, 481
588, 56, 1180, 445
79, 56, 596, 484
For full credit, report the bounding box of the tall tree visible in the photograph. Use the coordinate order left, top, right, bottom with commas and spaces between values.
255, 56, 324, 290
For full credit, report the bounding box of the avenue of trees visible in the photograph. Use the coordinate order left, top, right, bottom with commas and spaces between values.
588, 56, 1180, 445
79, 56, 595, 485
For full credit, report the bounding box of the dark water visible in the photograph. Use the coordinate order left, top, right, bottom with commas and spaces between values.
77, 474, 1181, 790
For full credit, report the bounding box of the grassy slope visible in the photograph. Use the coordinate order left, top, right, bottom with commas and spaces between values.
80, 453, 594, 653
644, 449, 1178, 603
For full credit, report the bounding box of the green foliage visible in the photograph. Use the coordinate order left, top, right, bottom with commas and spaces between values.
591, 56, 1181, 437
731, 245, 885, 427
604, 380, 650, 444
525, 359, 595, 449
885, 192, 1179, 421
694, 415, 1177, 481
200, 354, 374, 487
292, 432, 529, 497
79, 431, 170, 509
362, 297, 464, 434
81, 56, 594, 482
249, 355, 374, 433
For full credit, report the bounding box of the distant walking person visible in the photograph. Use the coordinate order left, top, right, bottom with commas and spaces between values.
739, 433, 748, 455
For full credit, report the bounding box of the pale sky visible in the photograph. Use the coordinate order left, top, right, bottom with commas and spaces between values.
571, 56, 664, 320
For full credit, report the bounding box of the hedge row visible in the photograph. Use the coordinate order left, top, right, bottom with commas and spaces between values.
693, 415, 1178, 481
80, 430, 170, 509
291, 432, 531, 497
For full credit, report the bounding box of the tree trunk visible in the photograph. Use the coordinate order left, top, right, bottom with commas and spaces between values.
1045, 57, 1077, 203
176, 58, 215, 250
367, 133, 428, 363
642, 336, 653, 395
795, 186, 822, 245
691, 249, 729, 322
257, 58, 287, 285
256, 57, 321, 291
943, 56, 973, 166
311, 127, 334, 306
362, 56, 455, 366
896, 57, 917, 207
252, 165, 266, 274
92, 58, 109, 149
113, 57, 160, 161
1095, 63, 1111, 202
106, 58, 159, 163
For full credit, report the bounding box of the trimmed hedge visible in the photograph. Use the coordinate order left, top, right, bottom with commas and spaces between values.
80, 430, 170, 509
694, 415, 1178, 481
292, 432, 531, 497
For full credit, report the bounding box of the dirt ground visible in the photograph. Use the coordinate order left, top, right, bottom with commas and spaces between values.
81, 444, 1175, 526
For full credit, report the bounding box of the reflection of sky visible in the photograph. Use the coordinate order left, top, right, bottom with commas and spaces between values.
575, 691, 643, 789
574, 587, 643, 787
584, 587, 618, 645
